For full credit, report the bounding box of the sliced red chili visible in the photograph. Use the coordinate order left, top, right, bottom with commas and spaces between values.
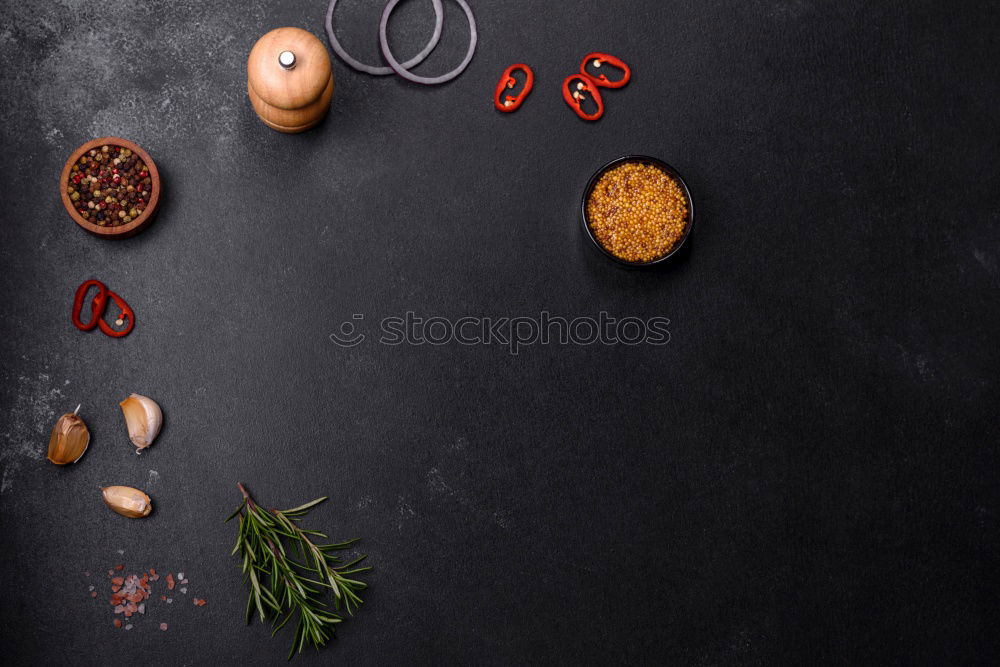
562, 74, 604, 121
98, 290, 135, 338
494, 63, 534, 112
72, 280, 108, 331
73, 279, 135, 337
580, 52, 631, 88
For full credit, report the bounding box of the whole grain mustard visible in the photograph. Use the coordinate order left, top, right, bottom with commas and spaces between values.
586, 162, 689, 263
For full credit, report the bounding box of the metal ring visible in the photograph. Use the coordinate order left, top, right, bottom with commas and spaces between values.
379, 0, 477, 85
326, 0, 443, 76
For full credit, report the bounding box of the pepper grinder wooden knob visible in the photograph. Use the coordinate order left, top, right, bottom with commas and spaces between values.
248, 27, 334, 133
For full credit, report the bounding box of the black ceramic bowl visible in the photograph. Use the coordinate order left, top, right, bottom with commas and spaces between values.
581, 155, 694, 267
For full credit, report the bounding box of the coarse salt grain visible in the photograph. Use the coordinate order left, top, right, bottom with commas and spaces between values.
100, 563, 199, 631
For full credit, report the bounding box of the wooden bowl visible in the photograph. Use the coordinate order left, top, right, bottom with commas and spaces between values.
60, 137, 161, 239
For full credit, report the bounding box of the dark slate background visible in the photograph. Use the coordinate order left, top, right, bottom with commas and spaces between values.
1, 0, 998, 664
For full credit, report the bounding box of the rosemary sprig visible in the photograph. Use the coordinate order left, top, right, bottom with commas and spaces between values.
226, 483, 371, 659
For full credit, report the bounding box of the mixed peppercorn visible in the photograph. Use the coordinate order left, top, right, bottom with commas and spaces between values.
67, 145, 151, 226
586, 162, 689, 263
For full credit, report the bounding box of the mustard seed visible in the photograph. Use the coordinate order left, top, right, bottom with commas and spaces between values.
586, 162, 689, 263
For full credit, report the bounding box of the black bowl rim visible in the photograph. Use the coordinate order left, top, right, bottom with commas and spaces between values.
580, 155, 695, 267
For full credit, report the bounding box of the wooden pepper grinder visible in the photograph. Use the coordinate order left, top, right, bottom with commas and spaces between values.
248, 27, 334, 133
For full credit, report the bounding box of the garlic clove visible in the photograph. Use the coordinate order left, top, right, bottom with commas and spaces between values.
47, 405, 90, 465
102, 485, 153, 518
119, 393, 163, 453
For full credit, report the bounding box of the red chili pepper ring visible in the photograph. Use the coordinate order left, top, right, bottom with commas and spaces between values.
494, 64, 534, 112
98, 290, 135, 338
562, 74, 604, 121
581, 52, 631, 89
72, 280, 109, 331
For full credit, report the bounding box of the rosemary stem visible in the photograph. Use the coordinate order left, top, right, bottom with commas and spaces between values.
237, 482, 256, 507
229, 484, 367, 658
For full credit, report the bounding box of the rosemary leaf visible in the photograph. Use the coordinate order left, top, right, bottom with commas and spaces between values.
281, 497, 328, 514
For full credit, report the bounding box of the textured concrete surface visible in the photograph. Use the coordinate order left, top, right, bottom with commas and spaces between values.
1, 0, 999, 664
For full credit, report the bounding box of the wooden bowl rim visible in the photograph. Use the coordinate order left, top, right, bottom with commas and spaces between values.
60, 137, 161, 238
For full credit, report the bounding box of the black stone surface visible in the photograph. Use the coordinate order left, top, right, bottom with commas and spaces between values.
1, 0, 998, 664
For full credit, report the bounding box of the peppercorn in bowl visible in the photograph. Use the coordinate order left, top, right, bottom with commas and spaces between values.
581, 156, 693, 266
61, 137, 161, 238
